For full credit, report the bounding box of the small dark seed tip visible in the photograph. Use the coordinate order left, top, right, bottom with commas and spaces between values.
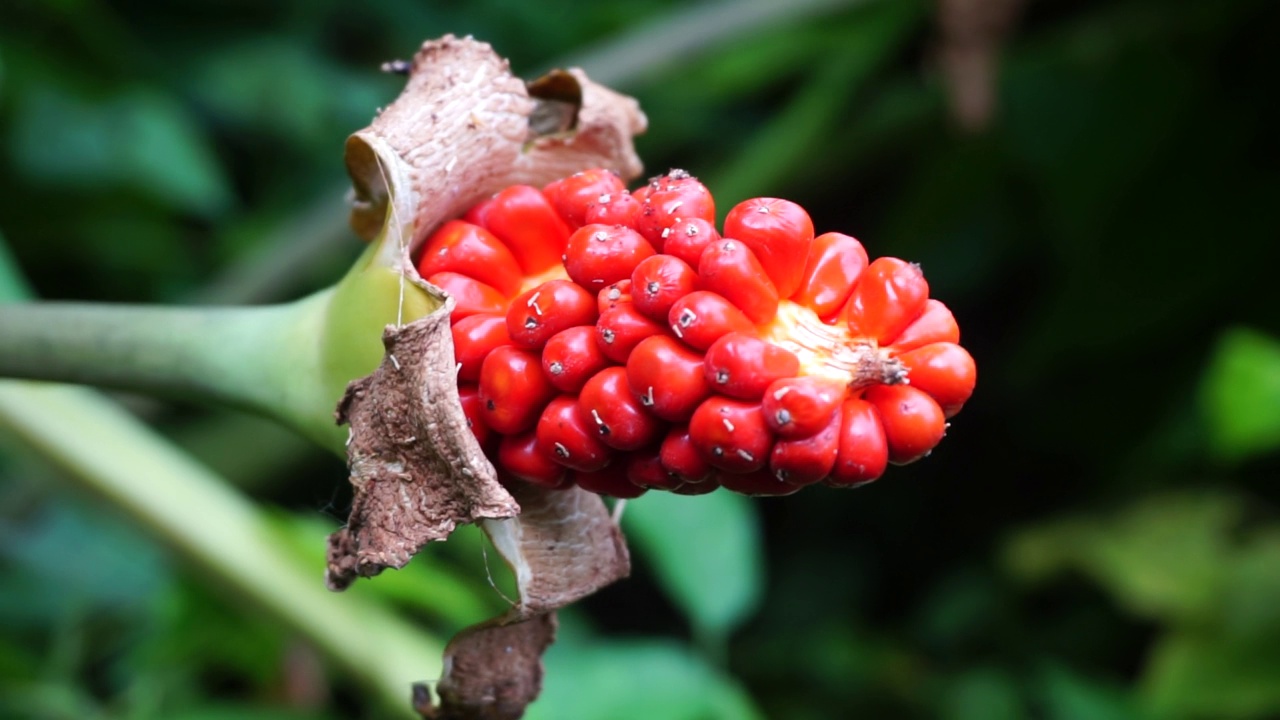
524, 317, 538, 329
715, 369, 729, 384
601, 329, 615, 343
775, 409, 792, 425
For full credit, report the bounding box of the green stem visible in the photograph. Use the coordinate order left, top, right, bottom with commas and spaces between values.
0, 244, 439, 455
0, 294, 340, 449
0, 380, 442, 717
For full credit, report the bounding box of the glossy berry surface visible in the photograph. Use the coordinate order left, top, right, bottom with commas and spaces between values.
414, 168, 975, 497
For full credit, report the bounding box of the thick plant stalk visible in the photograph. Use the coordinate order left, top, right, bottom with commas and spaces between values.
0, 380, 442, 718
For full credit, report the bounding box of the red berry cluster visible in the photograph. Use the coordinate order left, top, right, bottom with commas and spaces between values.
416, 169, 976, 498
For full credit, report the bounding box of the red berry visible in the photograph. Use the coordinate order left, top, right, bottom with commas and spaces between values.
458, 385, 492, 447
543, 169, 627, 229
792, 231, 868, 319
843, 257, 929, 345
897, 342, 976, 418
507, 279, 597, 349
579, 367, 664, 451
596, 302, 668, 364
761, 376, 846, 438
659, 425, 712, 482
627, 336, 711, 422
669, 476, 721, 495
829, 398, 888, 486
452, 313, 511, 382
571, 467, 647, 499
889, 299, 960, 353
631, 254, 698, 322
770, 407, 841, 486
536, 396, 613, 472
597, 279, 632, 314
415, 220, 524, 297
462, 194, 496, 227
428, 272, 509, 322
481, 185, 572, 275
584, 190, 642, 227
715, 468, 800, 497
863, 384, 946, 465
688, 397, 772, 473
565, 224, 656, 289
668, 291, 757, 351
722, 197, 814, 298
478, 346, 556, 434
625, 451, 682, 490
635, 170, 716, 249
542, 326, 610, 394
662, 217, 720, 268
697, 239, 780, 325
703, 333, 800, 401
498, 431, 568, 488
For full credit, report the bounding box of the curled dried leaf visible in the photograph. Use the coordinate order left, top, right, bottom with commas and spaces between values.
327, 311, 518, 590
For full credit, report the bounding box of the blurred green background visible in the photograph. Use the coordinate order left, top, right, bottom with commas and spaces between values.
3, 0, 1280, 717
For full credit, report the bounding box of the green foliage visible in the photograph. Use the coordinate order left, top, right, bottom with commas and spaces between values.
3, 0, 1280, 717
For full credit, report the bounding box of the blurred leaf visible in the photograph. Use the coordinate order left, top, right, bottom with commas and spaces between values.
527, 638, 764, 720
8, 86, 232, 216
707, 0, 926, 204
941, 668, 1023, 720
1038, 664, 1137, 720
1004, 494, 1239, 623
0, 233, 33, 302
263, 512, 503, 630
1200, 328, 1280, 462
165, 706, 339, 720
623, 491, 763, 643
1141, 629, 1280, 719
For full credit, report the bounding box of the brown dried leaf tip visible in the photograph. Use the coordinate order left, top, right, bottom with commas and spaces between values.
327, 312, 518, 590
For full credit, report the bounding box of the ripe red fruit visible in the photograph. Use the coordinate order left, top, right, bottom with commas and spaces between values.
536, 395, 613, 472
889, 299, 960, 353
596, 302, 668, 364
896, 342, 976, 417
715, 468, 800, 497
662, 217, 720, 268
597, 279, 632, 314
498, 431, 568, 488
428, 272, 509, 322
478, 346, 556, 435
792, 232, 868, 319
626, 336, 711, 422
770, 408, 841, 486
579, 367, 664, 451
697, 239, 780, 325
543, 168, 627, 229
542, 326, 610, 394
584, 191, 643, 228
507, 279, 597, 349
416, 220, 524, 298
480, 185, 572, 275
413, 167, 974, 499
761, 376, 846, 438
688, 397, 772, 473
667, 291, 756, 351
564, 224, 656, 289
631, 254, 698, 322
703, 333, 800, 401
843, 257, 929, 345
452, 313, 511, 382
722, 197, 814, 298
625, 451, 682, 491
458, 385, 491, 447
863, 384, 946, 465
659, 425, 712, 483
635, 170, 716, 249
829, 398, 888, 486
571, 467, 646, 499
